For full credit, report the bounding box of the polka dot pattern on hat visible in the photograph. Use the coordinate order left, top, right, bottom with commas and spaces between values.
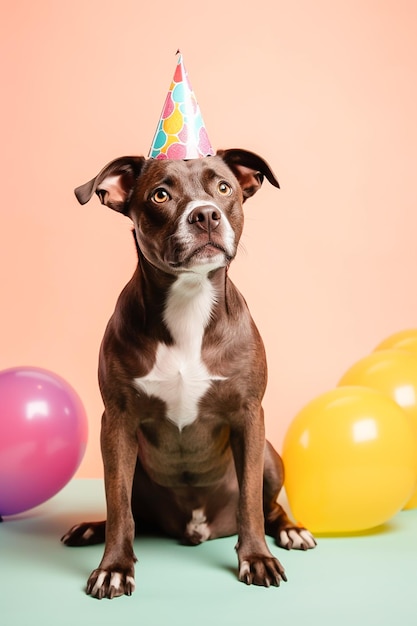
149, 54, 215, 160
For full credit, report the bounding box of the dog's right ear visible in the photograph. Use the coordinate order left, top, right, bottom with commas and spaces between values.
74, 156, 146, 214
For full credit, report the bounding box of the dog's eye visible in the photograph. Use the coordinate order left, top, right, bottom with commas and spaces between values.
151, 188, 171, 204
217, 181, 232, 196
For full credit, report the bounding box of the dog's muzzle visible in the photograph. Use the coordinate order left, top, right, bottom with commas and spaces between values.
166, 201, 236, 271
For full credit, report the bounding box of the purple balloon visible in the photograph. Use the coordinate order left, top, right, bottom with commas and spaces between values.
0, 367, 88, 516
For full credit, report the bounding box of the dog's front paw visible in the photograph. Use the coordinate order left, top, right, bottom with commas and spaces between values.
278, 526, 317, 551
86, 568, 136, 599
238, 555, 287, 587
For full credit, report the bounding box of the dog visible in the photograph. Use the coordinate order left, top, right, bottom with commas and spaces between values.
62, 149, 316, 599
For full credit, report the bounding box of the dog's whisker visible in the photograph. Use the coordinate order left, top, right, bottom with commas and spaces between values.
237, 241, 248, 257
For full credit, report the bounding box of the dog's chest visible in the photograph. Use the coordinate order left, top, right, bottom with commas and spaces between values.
133, 274, 225, 431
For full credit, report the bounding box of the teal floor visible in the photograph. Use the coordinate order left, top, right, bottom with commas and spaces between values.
1, 479, 416, 625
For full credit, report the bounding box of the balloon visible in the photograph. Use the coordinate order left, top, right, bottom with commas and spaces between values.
338, 349, 417, 509
0, 367, 88, 516
403, 484, 417, 509
282, 387, 416, 534
373, 335, 417, 508
374, 329, 417, 354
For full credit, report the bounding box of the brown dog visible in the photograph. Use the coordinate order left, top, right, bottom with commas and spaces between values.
62, 149, 316, 599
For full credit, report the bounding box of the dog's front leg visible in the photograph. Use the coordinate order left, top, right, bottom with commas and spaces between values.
231, 408, 287, 587
86, 410, 138, 599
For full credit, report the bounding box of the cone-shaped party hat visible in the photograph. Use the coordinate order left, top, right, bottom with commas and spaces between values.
148, 53, 215, 160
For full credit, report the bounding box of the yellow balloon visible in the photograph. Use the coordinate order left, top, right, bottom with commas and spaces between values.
338, 349, 417, 509
404, 487, 417, 509
374, 329, 417, 354
282, 387, 416, 534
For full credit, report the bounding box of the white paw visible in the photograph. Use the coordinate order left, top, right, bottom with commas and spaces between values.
279, 528, 317, 550
238, 555, 287, 587
87, 568, 136, 599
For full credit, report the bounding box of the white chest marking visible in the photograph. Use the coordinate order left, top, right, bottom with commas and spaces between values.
133, 273, 225, 431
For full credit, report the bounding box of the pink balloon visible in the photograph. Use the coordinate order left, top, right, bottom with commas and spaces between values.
0, 367, 88, 516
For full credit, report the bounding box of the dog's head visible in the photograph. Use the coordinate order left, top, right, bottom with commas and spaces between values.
75, 149, 279, 275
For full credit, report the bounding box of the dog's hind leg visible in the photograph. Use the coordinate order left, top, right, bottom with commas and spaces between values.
263, 441, 316, 551
61, 521, 106, 547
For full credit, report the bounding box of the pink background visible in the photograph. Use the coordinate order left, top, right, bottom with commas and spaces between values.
1, 0, 417, 477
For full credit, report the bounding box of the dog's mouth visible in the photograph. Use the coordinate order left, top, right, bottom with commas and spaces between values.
169, 242, 232, 270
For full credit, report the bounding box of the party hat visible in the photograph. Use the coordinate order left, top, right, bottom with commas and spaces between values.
148, 53, 215, 160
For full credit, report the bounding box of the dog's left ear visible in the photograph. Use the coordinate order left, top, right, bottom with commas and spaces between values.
217, 149, 280, 202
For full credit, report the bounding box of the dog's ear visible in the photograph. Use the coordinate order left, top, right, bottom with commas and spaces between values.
217, 149, 280, 202
74, 156, 146, 214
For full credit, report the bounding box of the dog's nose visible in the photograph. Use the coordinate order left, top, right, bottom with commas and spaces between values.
188, 206, 221, 232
